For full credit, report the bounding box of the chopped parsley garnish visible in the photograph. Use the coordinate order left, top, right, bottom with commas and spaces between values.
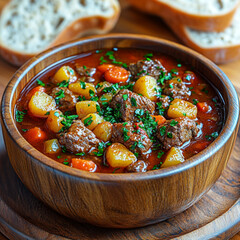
122, 127, 130, 141
122, 94, 128, 101
76, 152, 85, 156
170, 120, 178, 126
156, 102, 165, 116
83, 65, 87, 70
57, 80, 69, 88
131, 97, 137, 107
167, 132, 173, 138
78, 96, 86, 101
89, 89, 95, 97
159, 126, 166, 136
177, 64, 182, 67
212, 97, 218, 103
113, 168, 120, 173
57, 155, 62, 159
157, 151, 164, 159
16, 110, 27, 123
201, 87, 209, 94
37, 79, 45, 87
94, 142, 110, 157
66, 67, 74, 75
144, 53, 153, 61
158, 70, 172, 85
80, 81, 86, 89
60, 114, 78, 132
171, 69, 178, 74
135, 110, 158, 140
61, 146, 67, 153
99, 50, 128, 68
183, 113, 187, 116
63, 160, 69, 165
193, 99, 199, 105
22, 129, 28, 132
205, 132, 219, 141
55, 89, 65, 104
169, 84, 173, 89
83, 116, 93, 127
152, 162, 163, 170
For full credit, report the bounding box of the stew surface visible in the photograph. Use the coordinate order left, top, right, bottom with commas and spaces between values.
15, 48, 224, 173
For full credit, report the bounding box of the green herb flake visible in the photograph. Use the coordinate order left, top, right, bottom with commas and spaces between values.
157, 151, 164, 159
131, 97, 137, 107
16, 110, 27, 123
160, 126, 166, 136
76, 152, 85, 156
177, 64, 182, 67
183, 113, 187, 116
122, 94, 128, 101
193, 99, 199, 105
83, 116, 93, 127
37, 79, 45, 87
89, 89, 95, 97
80, 81, 86, 89
57, 155, 62, 159
167, 132, 173, 138
122, 127, 130, 141
22, 129, 28, 132
57, 80, 69, 88
170, 120, 178, 127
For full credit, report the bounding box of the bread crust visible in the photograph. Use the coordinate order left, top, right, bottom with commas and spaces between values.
166, 19, 240, 64
127, 0, 240, 32
0, 2, 120, 66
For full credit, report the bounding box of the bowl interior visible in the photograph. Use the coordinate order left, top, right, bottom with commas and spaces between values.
2, 34, 239, 181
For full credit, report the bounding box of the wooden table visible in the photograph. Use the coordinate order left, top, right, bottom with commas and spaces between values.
0, 1, 239, 239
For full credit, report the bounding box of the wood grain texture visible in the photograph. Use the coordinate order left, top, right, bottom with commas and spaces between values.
0, 3, 239, 239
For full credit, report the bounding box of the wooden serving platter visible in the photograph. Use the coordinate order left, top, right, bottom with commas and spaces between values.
0, 2, 239, 239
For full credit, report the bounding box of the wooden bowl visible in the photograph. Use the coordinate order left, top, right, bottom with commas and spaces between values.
1, 34, 239, 228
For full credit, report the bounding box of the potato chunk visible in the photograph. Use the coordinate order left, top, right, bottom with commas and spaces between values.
133, 76, 159, 102
68, 82, 96, 99
106, 143, 137, 168
161, 147, 185, 168
44, 139, 61, 154
53, 66, 76, 83
46, 110, 64, 133
76, 101, 99, 119
99, 93, 113, 104
81, 113, 104, 130
93, 122, 113, 142
28, 91, 56, 118
168, 99, 197, 119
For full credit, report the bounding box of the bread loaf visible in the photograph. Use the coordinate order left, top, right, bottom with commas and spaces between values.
127, 0, 240, 32
0, 0, 120, 66
166, 7, 240, 64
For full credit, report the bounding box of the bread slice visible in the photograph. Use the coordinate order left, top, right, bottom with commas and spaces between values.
127, 0, 240, 32
166, 7, 240, 64
0, 0, 120, 66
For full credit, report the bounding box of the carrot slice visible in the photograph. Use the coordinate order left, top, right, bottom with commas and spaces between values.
71, 159, 97, 172
27, 86, 46, 99
97, 64, 114, 73
151, 115, 166, 125
197, 102, 210, 113
24, 127, 47, 145
104, 66, 129, 83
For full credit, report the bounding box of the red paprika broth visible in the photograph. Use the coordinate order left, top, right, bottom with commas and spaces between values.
15, 48, 224, 173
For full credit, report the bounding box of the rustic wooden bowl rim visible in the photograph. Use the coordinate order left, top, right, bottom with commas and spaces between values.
1, 33, 239, 182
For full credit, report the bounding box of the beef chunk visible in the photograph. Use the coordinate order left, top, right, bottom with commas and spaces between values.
163, 78, 190, 100
58, 120, 100, 153
156, 117, 199, 150
158, 95, 171, 110
76, 64, 96, 82
50, 87, 77, 112
129, 59, 165, 80
126, 160, 148, 173
110, 89, 155, 122
111, 122, 152, 156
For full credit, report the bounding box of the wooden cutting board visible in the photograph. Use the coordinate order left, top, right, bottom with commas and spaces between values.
0, 2, 239, 239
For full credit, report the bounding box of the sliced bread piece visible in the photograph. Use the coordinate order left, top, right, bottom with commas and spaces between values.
0, 0, 120, 66
127, 0, 240, 32
166, 7, 240, 64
